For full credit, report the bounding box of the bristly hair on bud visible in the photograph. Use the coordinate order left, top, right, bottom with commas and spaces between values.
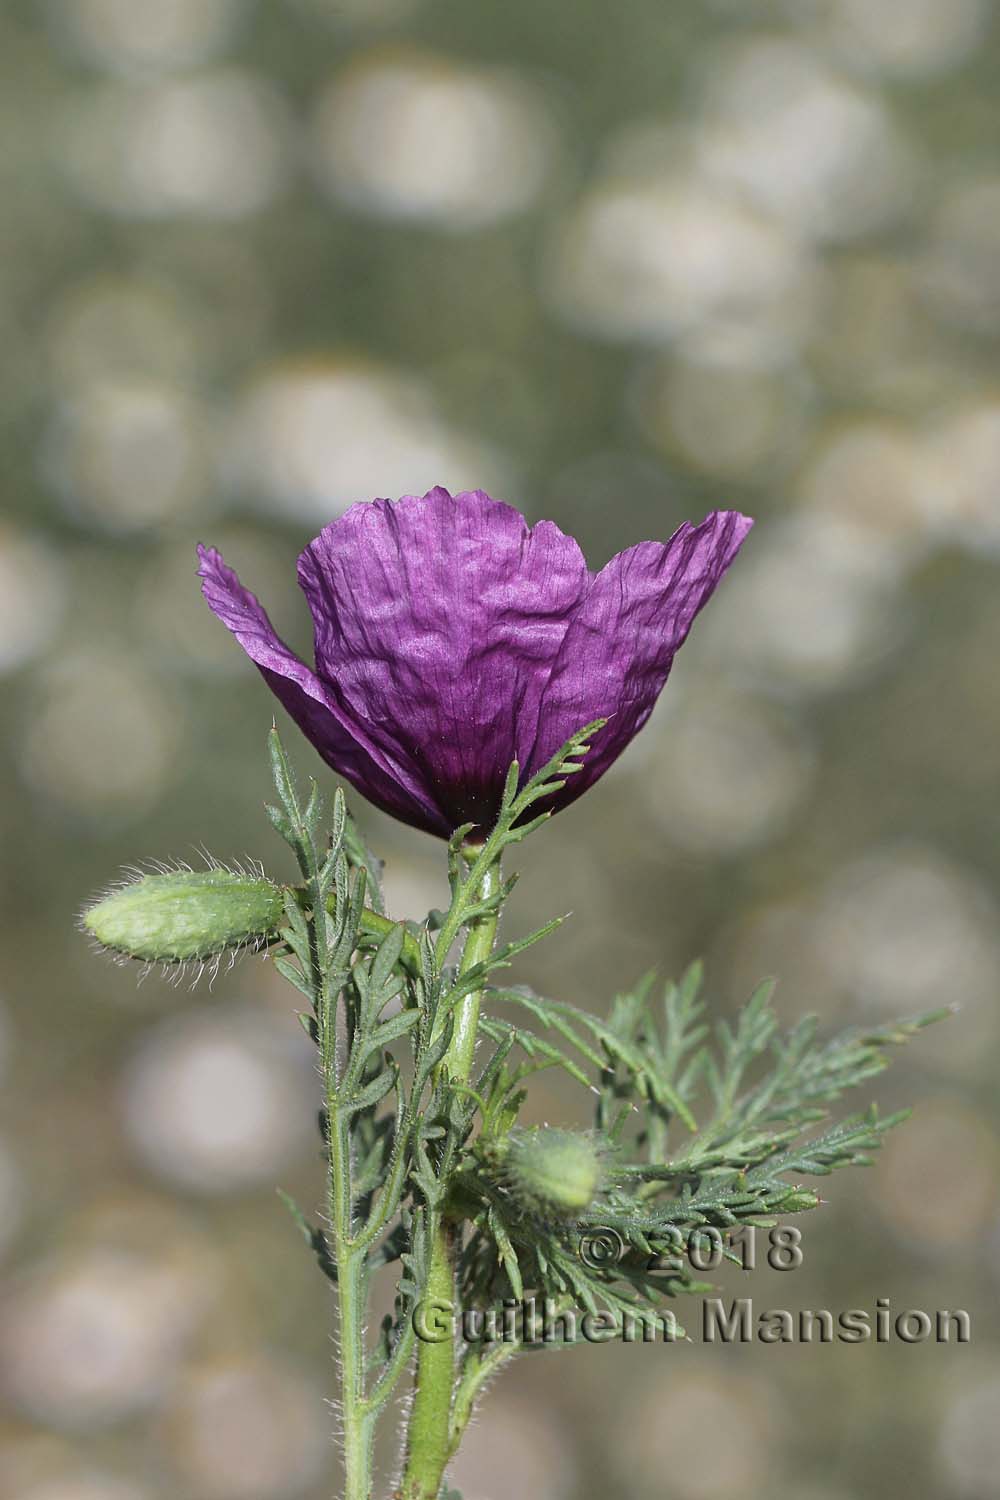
80, 859, 286, 981
482, 1127, 607, 1221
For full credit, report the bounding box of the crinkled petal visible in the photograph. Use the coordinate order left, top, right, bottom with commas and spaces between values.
530, 510, 754, 809
297, 488, 590, 830
197, 545, 448, 835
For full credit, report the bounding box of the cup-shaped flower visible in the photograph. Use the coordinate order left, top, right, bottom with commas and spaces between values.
198, 488, 752, 838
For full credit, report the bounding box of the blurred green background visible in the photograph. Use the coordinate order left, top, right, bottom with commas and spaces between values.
2, 1, 999, 1497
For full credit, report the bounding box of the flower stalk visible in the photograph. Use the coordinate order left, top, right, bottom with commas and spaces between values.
401, 857, 501, 1500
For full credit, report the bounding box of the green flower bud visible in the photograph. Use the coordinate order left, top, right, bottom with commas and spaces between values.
82, 867, 285, 964
500, 1127, 604, 1218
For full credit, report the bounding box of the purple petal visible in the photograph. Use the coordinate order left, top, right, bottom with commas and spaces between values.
529, 510, 754, 810
297, 488, 590, 830
199, 497, 752, 840
197, 545, 448, 835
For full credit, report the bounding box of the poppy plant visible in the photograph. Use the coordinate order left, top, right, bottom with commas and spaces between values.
198, 487, 752, 838
84, 484, 937, 1500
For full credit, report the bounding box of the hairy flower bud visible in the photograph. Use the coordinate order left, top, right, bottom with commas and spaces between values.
500, 1127, 604, 1218
82, 867, 285, 964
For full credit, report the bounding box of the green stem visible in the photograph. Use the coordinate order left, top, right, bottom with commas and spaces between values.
401, 858, 501, 1500
401, 1215, 458, 1499
448, 860, 501, 1083
334, 1239, 374, 1500
293, 887, 423, 972
449, 1340, 520, 1456
325, 975, 375, 1497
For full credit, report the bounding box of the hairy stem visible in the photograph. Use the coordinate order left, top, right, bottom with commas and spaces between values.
401, 858, 501, 1500
401, 1215, 458, 1499
448, 1341, 520, 1459
329, 1091, 376, 1498
323, 936, 374, 1498
448, 859, 501, 1083
290, 886, 423, 972
335, 1240, 374, 1500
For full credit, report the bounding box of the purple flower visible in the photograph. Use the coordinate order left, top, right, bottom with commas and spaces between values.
198, 488, 752, 839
